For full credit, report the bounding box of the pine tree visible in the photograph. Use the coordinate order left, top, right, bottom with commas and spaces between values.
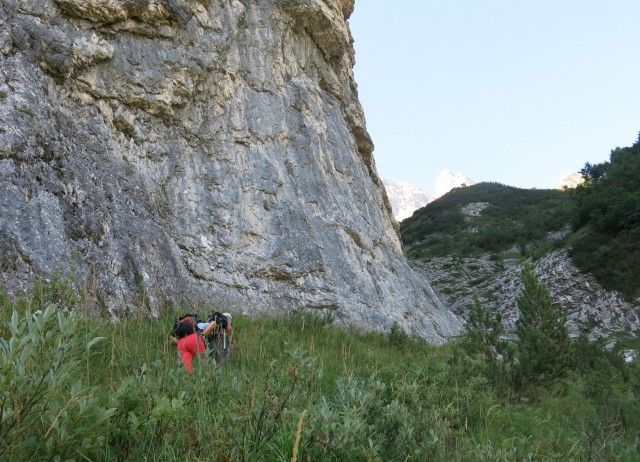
462, 297, 506, 366
461, 298, 514, 389
514, 266, 572, 389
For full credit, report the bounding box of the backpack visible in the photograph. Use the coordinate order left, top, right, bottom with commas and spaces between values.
207, 311, 229, 330
172, 314, 200, 339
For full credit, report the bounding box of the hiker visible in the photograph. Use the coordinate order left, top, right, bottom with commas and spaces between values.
171, 314, 206, 374
199, 311, 234, 362
198, 318, 218, 337
198, 312, 234, 343
222, 312, 235, 344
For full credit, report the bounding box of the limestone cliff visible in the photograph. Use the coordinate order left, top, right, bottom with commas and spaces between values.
412, 251, 640, 341
0, 0, 461, 341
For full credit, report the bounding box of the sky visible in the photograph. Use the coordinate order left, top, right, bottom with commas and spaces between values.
349, 1, 640, 195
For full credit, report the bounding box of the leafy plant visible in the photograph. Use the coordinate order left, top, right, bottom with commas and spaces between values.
0, 305, 112, 460
223, 349, 318, 461
460, 298, 514, 389
0, 279, 638, 460
388, 321, 409, 349
30, 270, 80, 312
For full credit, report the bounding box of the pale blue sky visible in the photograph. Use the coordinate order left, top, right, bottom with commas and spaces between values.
349, 2, 640, 195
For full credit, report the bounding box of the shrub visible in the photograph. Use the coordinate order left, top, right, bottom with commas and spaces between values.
388, 321, 409, 349
0, 305, 113, 460
30, 270, 80, 312
571, 134, 640, 299
221, 348, 320, 461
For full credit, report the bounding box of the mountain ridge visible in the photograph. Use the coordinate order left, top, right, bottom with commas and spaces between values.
401, 182, 640, 340
382, 169, 475, 222
381, 178, 432, 222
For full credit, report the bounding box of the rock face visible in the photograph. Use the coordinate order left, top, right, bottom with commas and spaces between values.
0, 0, 461, 341
411, 249, 640, 340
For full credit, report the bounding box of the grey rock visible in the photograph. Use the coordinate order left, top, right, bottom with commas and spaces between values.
411, 249, 640, 340
0, 0, 462, 342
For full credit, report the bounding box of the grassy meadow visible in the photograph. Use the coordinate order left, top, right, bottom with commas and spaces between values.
1, 280, 639, 462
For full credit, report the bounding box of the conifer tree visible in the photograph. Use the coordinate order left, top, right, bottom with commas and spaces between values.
461, 298, 513, 389
514, 266, 572, 389
462, 297, 506, 366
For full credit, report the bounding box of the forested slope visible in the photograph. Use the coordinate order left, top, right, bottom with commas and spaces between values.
400, 134, 640, 339
571, 135, 640, 300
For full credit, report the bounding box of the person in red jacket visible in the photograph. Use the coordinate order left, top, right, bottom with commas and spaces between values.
176, 332, 205, 373
171, 315, 206, 374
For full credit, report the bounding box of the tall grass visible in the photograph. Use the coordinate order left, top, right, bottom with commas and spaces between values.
1, 286, 639, 461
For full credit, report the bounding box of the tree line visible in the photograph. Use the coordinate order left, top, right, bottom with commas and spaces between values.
571, 133, 640, 300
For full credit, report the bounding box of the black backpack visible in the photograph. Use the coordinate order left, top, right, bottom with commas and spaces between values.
207, 311, 229, 330
172, 314, 200, 339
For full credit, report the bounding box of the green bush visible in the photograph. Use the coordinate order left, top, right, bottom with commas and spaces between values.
0, 305, 112, 460
222, 349, 319, 461
460, 298, 514, 392
388, 321, 409, 349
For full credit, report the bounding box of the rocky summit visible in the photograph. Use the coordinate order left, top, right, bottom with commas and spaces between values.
0, 0, 461, 341
381, 178, 432, 222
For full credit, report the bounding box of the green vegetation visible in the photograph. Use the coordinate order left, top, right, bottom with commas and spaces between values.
401, 133, 640, 301
513, 266, 572, 390
401, 182, 574, 260
17, 107, 35, 117
2, 278, 639, 461
570, 134, 640, 300
460, 297, 511, 390
455, 270, 640, 461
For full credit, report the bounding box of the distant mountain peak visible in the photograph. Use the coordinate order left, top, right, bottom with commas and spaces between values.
434, 169, 476, 198
383, 170, 475, 222
382, 178, 432, 222
558, 172, 583, 189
